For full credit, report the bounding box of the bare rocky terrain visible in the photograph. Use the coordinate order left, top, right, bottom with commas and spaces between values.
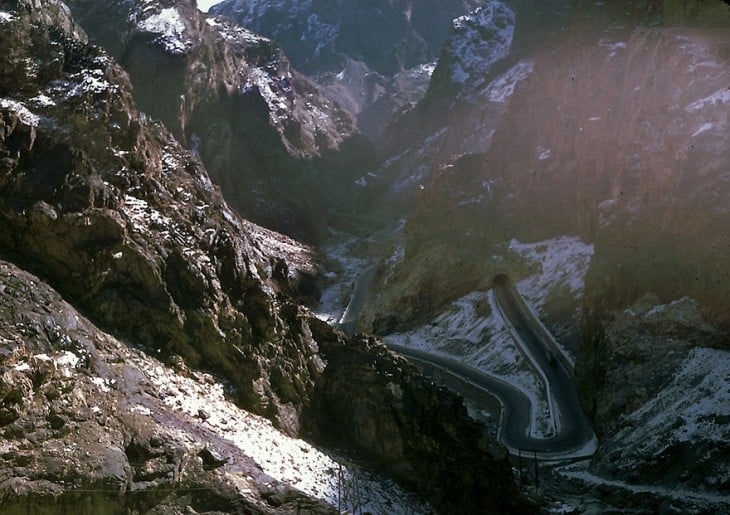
65, 0, 375, 240
2, 0, 729, 513
0, 1, 532, 513
295, 1, 730, 512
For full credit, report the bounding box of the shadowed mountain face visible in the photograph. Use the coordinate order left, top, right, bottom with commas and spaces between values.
338, 1, 730, 504
210, 0, 487, 138
363, 0, 730, 332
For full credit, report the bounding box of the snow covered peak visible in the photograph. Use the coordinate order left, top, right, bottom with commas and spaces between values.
447, 2, 515, 90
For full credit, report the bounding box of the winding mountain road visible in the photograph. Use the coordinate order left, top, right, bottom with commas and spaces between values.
339, 267, 596, 459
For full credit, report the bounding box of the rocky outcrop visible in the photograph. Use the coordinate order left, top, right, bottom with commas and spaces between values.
0, 260, 334, 514
1, 0, 328, 436
425, 2, 515, 103
64, 0, 371, 239
577, 295, 729, 502
303, 326, 534, 515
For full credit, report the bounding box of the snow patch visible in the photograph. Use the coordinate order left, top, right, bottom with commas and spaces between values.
536, 146, 551, 161
448, 2, 515, 88
54, 67, 116, 99
13, 362, 30, 372
0, 98, 40, 126
691, 122, 714, 137
56, 351, 80, 369
129, 347, 431, 513
130, 405, 152, 416
138, 7, 190, 54
243, 68, 293, 123
509, 236, 594, 310
123, 194, 175, 240
685, 87, 730, 112
91, 377, 111, 393
206, 16, 269, 45
599, 39, 627, 58
30, 94, 55, 107
613, 347, 730, 447
480, 60, 534, 103
0, 11, 15, 23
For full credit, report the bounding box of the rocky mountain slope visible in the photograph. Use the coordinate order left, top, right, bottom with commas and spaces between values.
0, 1, 532, 512
316, 0, 730, 510
63, 0, 375, 240
210, 0, 484, 138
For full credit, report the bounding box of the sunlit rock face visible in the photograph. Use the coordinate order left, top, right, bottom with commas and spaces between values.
64, 0, 370, 240
0, 261, 337, 514
0, 0, 329, 435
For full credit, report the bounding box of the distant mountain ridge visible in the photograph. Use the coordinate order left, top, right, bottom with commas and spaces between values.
211, 0, 484, 138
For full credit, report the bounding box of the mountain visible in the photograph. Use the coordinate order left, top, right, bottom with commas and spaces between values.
210, 0, 484, 138
0, 1, 532, 513
318, 0, 730, 510
63, 0, 376, 240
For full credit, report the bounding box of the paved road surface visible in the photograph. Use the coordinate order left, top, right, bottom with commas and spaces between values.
339, 266, 595, 458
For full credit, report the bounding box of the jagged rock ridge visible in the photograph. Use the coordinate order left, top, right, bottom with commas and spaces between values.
64, 0, 373, 240
211, 0, 485, 138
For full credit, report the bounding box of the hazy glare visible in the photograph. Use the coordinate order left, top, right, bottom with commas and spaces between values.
197, 0, 218, 12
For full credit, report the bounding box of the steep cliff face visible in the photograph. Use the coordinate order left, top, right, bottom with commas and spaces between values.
366, 0, 730, 332
0, 0, 328, 436
211, 0, 485, 138
302, 328, 531, 515
0, 2, 529, 512
64, 0, 371, 240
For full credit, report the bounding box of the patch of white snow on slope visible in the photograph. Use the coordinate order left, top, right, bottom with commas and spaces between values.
0, 11, 15, 23
691, 122, 714, 137
509, 236, 594, 310
608, 346, 730, 453
138, 7, 190, 54
448, 2, 515, 88
384, 290, 553, 439
0, 98, 40, 126
685, 87, 730, 112
132, 349, 432, 514
480, 60, 534, 103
